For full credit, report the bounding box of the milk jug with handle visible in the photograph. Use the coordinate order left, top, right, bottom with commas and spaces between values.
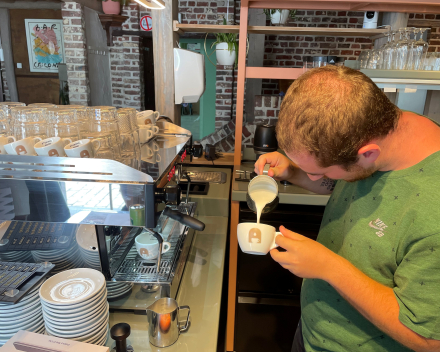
146, 297, 190, 348
246, 164, 279, 218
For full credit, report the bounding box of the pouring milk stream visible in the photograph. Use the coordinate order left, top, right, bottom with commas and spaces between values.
248, 164, 278, 223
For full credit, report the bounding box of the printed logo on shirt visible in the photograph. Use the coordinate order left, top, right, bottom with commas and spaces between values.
368, 218, 388, 237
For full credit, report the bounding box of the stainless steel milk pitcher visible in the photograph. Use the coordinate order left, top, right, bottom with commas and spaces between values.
246, 163, 279, 215
146, 297, 190, 348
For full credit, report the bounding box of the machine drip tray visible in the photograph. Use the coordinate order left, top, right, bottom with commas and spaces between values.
179, 182, 209, 195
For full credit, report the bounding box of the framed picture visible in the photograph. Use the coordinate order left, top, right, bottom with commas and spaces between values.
25, 19, 65, 73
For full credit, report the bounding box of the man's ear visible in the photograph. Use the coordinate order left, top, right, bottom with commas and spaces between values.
357, 144, 381, 167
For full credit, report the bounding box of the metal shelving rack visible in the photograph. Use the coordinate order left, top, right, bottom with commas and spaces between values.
227, 1, 440, 351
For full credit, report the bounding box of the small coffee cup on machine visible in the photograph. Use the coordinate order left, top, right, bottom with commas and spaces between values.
237, 223, 283, 255
135, 232, 171, 260
4, 136, 42, 156
0, 136, 16, 155
64, 139, 101, 158
35, 137, 72, 157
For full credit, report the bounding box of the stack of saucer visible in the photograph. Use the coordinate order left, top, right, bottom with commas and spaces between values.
0, 281, 45, 347
76, 225, 101, 271
32, 241, 82, 275
40, 268, 109, 346
106, 281, 134, 301
0, 250, 34, 263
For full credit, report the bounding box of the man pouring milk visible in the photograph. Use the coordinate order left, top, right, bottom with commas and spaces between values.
252, 66, 440, 352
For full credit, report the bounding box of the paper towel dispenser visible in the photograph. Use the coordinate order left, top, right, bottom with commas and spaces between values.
174, 48, 206, 104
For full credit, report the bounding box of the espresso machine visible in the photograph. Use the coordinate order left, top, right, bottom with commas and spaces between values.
0, 121, 205, 311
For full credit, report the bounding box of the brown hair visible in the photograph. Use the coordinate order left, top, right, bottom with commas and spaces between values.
276, 66, 401, 169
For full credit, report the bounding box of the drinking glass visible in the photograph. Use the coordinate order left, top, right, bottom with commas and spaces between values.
366, 49, 381, 69
47, 108, 81, 141
423, 52, 436, 71
58, 105, 89, 134
434, 52, 440, 71
0, 102, 26, 136
395, 28, 410, 70
11, 107, 48, 140
406, 28, 419, 70
83, 106, 122, 160
413, 28, 429, 70
358, 50, 370, 69
27, 103, 56, 108
116, 108, 139, 161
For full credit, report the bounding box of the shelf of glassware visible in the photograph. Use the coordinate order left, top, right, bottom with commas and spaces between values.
362, 69, 440, 90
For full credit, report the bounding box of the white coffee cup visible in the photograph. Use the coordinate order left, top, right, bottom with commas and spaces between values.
4, 136, 42, 156
237, 223, 283, 255
138, 126, 154, 143
0, 136, 16, 155
137, 110, 159, 126
135, 232, 171, 260
64, 139, 100, 158
34, 137, 72, 157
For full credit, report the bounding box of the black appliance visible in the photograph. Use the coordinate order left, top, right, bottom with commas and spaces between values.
235, 202, 325, 352
253, 124, 278, 156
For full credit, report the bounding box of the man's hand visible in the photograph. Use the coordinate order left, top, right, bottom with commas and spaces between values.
254, 152, 294, 181
270, 225, 338, 280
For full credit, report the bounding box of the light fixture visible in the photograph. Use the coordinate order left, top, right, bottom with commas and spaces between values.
133, 0, 165, 10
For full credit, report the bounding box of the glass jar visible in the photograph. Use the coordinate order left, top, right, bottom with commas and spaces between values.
312, 56, 327, 68
303, 56, 313, 71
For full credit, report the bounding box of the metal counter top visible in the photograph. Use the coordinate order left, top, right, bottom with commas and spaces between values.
232, 164, 330, 206
108, 215, 228, 352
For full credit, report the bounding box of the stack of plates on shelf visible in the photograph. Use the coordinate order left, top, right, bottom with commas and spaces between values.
40, 268, 109, 346
32, 241, 82, 275
76, 225, 101, 271
0, 281, 45, 347
0, 250, 34, 263
106, 281, 134, 301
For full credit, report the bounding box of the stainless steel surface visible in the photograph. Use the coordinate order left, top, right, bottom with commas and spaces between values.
246, 164, 279, 214
180, 171, 227, 184
146, 298, 190, 348
0, 135, 191, 227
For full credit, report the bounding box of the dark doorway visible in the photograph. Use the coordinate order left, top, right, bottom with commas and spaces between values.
142, 36, 155, 111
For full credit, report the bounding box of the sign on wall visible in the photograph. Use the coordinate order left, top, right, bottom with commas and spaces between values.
25, 19, 65, 73
140, 15, 153, 31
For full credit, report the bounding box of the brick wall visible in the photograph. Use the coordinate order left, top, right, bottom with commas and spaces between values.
178, 0, 236, 25
62, 1, 91, 106
109, 4, 146, 110
216, 64, 238, 129
0, 61, 10, 102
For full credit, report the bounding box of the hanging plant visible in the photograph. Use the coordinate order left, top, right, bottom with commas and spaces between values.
211, 18, 239, 67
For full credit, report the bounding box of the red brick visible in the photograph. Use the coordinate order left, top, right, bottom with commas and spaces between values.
338, 11, 347, 16
341, 50, 354, 55
267, 110, 275, 117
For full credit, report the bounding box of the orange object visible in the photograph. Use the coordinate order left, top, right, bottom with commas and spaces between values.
159, 313, 171, 332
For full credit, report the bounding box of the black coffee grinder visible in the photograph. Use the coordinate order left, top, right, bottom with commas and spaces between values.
253, 124, 278, 158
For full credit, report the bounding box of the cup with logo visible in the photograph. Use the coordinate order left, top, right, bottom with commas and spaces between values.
34, 137, 73, 157
64, 139, 101, 158
0, 136, 16, 155
237, 223, 283, 255
4, 136, 42, 156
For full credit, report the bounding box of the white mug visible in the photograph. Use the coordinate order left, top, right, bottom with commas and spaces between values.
0, 136, 16, 155
237, 223, 283, 255
64, 139, 100, 158
4, 136, 42, 156
137, 110, 159, 126
34, 137, 72, 157
135, 232, 171, 260
138, 126, 154, 143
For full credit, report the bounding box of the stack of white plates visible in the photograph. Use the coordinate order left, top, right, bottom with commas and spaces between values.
0, 250, 34, 263
39, 268, 109, 346
0, 281, 45, 346
32, 241, 82, 275
106, 281, 134, 301
76, 225, 101, 271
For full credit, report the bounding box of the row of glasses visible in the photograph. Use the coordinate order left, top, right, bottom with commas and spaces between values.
361, 27, 432, 71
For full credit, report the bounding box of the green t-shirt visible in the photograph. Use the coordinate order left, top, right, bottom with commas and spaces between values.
301, 151, 440, 352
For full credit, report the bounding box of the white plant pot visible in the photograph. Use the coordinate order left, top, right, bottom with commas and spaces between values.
216, 42, 236, 66
270, 10, 289, 26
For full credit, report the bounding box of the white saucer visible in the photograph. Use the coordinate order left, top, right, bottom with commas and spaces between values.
39, 268, 105, 305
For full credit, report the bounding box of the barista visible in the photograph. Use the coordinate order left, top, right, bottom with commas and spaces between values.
255, 66, 440, 352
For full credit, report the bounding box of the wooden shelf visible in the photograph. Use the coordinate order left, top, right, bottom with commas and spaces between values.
99, 14, 129, 47
246, 0, 440, 13
246, 67, 303, 79
174, 21, 389, 37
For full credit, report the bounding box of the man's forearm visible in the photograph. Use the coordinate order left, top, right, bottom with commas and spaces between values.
287, 163, 335, 195
325, 255, 440, 352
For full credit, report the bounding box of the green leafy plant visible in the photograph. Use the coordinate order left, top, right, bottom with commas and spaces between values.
211, 18, 239, 67
263, 9, 297, 20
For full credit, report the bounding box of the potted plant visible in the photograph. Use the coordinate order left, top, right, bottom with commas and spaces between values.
264, 9, 297, 26
211, 18, 239, 67
101, 0, 130, 15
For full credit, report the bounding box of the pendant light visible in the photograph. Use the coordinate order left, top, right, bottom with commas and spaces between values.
133, 0, 165, 9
